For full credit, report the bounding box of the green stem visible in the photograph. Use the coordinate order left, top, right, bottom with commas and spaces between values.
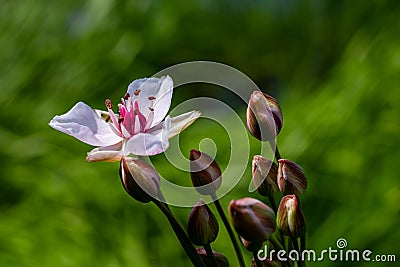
211, 194, 246, 267
152, 200, 205, 267
267, 194, 277, 213
204, 244, 219, 267
252, 250, 263, 267
270, 236, 294, 267
271, 143, 282, 161
300, 234, 307, 267
278, 230, 286, 251
290, 237, 303, 267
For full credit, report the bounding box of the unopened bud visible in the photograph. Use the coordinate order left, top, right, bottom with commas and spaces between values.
277, 195, 306, 238
187, 199, 219, 246
229, 198, 276, 243
119, 157, 160, 203
252, 155, 278, 197
246, 91, 283, 141
190, 149, 222, 195
277, 159, 307, 196
197, 248, 229, 267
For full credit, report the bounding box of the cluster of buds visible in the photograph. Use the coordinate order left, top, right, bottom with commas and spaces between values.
113, 88, 310, 267
244, 90, 308, 266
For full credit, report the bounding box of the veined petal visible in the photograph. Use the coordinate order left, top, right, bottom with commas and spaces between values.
49, 102, 122, 146
168, 110, 201, 139
127, 76, 173, 126
124, 116, 171, 156
151, 76, 173, 127
86, 142, 124, 162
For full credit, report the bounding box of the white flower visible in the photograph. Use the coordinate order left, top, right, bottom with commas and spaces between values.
49, 76, 201, 162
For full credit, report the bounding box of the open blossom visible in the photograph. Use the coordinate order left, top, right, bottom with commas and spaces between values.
49, 76, 201, 161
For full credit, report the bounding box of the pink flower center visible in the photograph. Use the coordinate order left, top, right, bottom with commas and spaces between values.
105, 92, 155, 139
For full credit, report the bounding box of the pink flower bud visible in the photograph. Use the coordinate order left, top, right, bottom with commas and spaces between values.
119, 157, 160, 203
277, 159, 307, 196
190, 149, 222, 195
229, 198, 276, 243
277, 195, 306, 238
246, 91, 283, 141
187, 199, 219, 246
252, 155, 279, 197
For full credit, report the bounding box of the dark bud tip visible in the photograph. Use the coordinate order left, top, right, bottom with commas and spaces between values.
190, 150, 222, 195
187, 199, 219, 246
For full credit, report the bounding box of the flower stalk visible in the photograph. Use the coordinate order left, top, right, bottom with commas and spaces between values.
211, 194, 246, 267
152, 199, 206, 267
203, 244, 219, 267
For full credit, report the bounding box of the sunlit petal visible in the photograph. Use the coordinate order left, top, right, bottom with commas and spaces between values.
168, 110, 201, 138
126, 76, 173, 125
49, 102, 122, 146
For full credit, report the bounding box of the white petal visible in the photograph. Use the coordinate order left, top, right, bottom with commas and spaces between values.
86, 142, 124, 162
127, 76, 173, 127
49, 102, 122, 146
124, 116, 171, 156
151, 76, 173, 126
168, 110, 201, 139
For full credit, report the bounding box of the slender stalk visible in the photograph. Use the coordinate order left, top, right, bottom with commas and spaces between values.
211, 194, 246, 267
270, 142, 282, 161
278, 230, 285, 251
290, 237, 303, 267
267, 195, 277, 212
270, 236, 294, 267
252, 250, 263, 267
204, 244, 219, 267
152, 200, 205, 267
300, 234, 307, 267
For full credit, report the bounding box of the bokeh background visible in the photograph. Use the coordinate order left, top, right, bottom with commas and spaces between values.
1, 0, 399, 266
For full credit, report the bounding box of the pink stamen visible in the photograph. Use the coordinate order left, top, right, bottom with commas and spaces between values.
104, 90, 153, 138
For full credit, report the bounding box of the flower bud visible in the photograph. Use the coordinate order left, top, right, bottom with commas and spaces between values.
187, 199, 219, 246
277, 195, 306, 238
197, 248, 229, 267
190, 149, 222, 195
246, 91, 283, 141
277, 159, 307, 196
119, 157, 160, 203
229, 197, 276, 243
252, 155, 279, 197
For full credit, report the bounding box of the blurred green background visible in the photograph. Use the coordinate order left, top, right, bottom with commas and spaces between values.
1, 0, 399, 266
